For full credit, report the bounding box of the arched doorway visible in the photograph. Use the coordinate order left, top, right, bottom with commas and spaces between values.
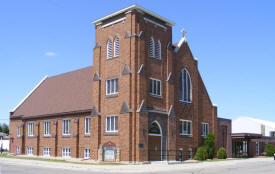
148, 121, 162, 161
103, 141, 116, 161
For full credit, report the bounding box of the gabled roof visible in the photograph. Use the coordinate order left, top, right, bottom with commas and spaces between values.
92, 4, 175, 26
0, 132, 9, 139
11, 66, 93, 119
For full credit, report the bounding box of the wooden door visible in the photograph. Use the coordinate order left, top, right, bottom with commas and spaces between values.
148, 135, 161, 161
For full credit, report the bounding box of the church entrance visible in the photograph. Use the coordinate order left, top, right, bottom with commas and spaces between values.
148, 121, 162, 161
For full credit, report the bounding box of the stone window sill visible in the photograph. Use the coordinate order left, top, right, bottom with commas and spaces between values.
27, 135, 37, 139
43, 135, 51, 138
106, 94, 118, 98
106, 56, 118, 61
149, 57, 162, 62
180, 134, 192, 138
149, 94, 162, 99
104, 132, 118, 136
179, 100, 192, 105
62, 135, 71, 138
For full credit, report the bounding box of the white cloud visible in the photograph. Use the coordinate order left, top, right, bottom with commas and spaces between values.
45, 51, 56, 56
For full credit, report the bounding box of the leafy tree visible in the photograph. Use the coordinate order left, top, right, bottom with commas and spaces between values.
264, 144, 275, 156
217, 147, 227, 159
0, 123, 2, 132
204, 133, 216, 159
195, 146, 208, 161
0, 123, 9, 134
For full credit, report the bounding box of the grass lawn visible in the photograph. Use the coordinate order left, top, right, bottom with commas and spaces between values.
0, 153, 124, 165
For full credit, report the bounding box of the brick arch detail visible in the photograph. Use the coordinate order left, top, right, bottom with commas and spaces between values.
102, 141, 116, 147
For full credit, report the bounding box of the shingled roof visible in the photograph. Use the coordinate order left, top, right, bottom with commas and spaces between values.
11, 66, 93, 119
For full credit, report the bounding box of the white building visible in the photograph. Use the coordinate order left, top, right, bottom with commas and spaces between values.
232, 116, 275, 137
0, 132, 9, 151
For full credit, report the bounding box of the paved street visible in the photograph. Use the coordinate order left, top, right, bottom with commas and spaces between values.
0, 157, 275, 174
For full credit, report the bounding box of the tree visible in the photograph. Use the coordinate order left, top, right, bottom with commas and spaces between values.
217, 147, 227, 159
204, 133, 216, 159
0, 123, 2, 132
264, 144, 275, 156
195, 146, 208, 161
0, 123, 9, 134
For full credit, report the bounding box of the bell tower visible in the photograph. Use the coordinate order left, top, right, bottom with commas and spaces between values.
91, 5, 176, 162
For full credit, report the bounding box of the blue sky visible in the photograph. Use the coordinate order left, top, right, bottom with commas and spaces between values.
0, 0, 275, 125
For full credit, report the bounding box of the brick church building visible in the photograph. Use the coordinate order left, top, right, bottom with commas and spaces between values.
9, 5, 220, 162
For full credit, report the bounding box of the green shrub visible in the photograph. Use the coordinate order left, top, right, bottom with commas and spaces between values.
195, 146, 208, 161
264, 144, 275, 156
204, 133, 216, 159
217, 147, 227, 159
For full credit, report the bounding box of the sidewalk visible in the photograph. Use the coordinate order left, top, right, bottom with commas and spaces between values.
0, 156, 273, 173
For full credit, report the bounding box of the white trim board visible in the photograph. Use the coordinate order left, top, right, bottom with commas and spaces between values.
11, 76, 48, 112
174, 37, 187, 52
101, 17, 126, 29
144, 17, 167, 30
92, 4, 175, 26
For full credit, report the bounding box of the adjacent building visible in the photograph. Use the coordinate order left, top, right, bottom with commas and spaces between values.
232, 116, 275, 157
0, 132, 9, 151
9, 5, 220, 162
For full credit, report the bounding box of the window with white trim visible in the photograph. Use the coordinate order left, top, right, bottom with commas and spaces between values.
188, 148, 192, 159
243, 141, 248, 153
149, 78, 161, 97
16, 146, 20, 155
256, 141, 259, 155
180, 69, 192, 103
113, 37, 119, 57
155, 40, 161, 60
85, 117, 91, 135
201, 123, 209, 137
180, 120, 192, 136
106, 39, 112, 59
43, 147, 50, 157
62, 148, 71, 158
84, 148, 90, 159
106, 116, 118, 133
17, 126, 21, 137
62, 120, 71, 135
27, 122, 34, 136
44, 121, 50, 136
106, 78, 118, 95
27, 147, 33, 156
149, 38, 155, 58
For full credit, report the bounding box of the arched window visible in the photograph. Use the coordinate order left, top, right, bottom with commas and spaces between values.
180, 69, 192, 102
106, 39, 112, 59
149, 121, 162, 135
149, 37, 155, 58
155, 40, 161, 60
113, 37, 119, 57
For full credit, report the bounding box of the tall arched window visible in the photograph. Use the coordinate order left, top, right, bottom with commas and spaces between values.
113, 37, 119, 57
180, 69, 192, 102
106, 39, 112, 59
155, 40, 161, 60
149, 37, 155, 58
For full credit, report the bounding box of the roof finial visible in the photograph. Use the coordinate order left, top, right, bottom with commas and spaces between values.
181, 28, 186, 38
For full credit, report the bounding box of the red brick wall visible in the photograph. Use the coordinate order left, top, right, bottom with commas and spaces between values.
10, 9, 218, 162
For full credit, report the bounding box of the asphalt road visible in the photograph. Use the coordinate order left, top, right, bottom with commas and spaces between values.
0, 158, 275, 174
